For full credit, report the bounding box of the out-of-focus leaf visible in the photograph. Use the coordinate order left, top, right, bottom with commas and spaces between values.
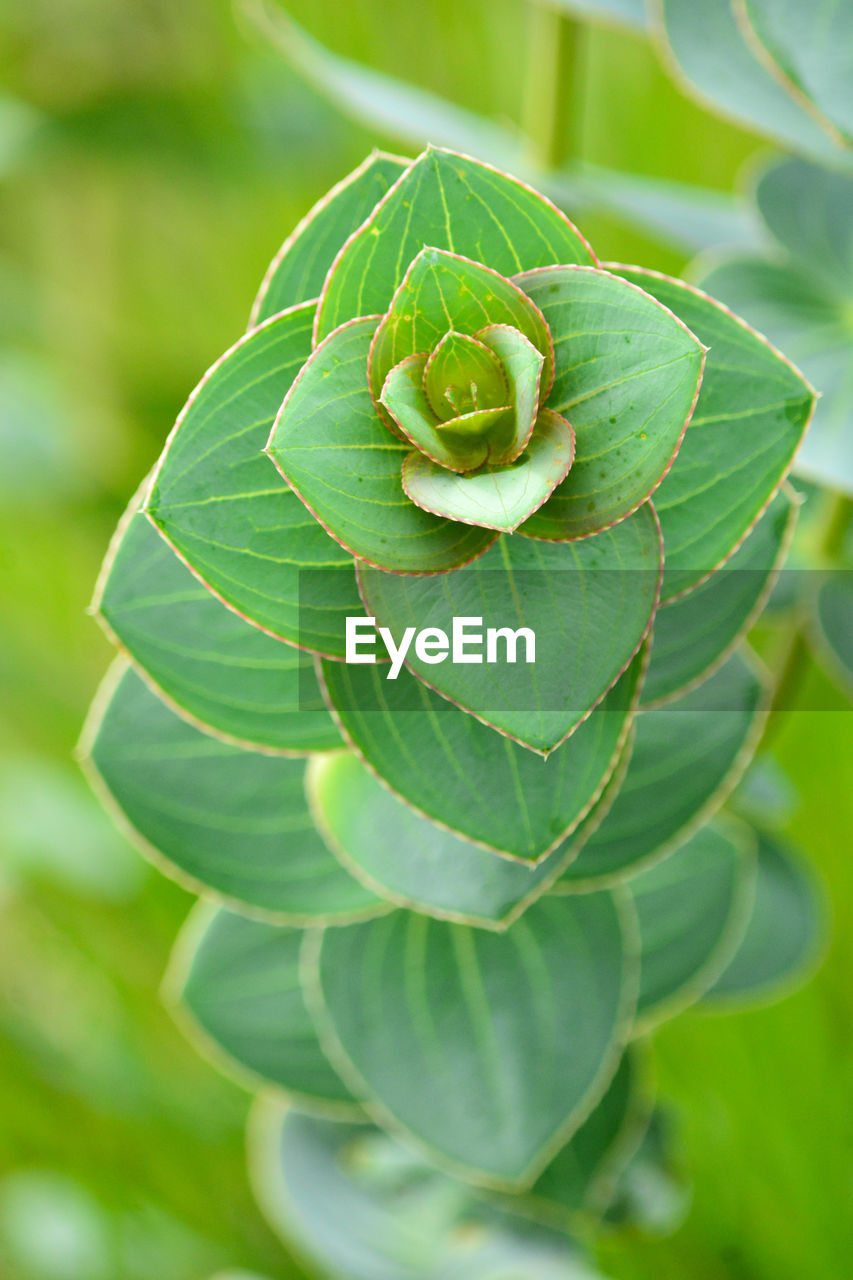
307, 752, 574, 928
549, 0, 647, 28
613, 266, 815, 599
304, 893, 635, 1186
603, 1110, 690, 1233
740, 0, 853, 142
656, 0, 844, 161
641, 489, 796, 706
559, 654, 766, 886
251, 1103, 602, 1280
727, 753, 799, 827
95, 499, 343, 754
172, 904, 358, 1109
320, 649, 642, 861
251, 151, 408, 324
812, 571, 853, 697
627, 820, 756, 1028
82, 663, 382, 922
358, 506, 660, 753
145, 300, 364, 656
755, 158, 853, 294
702, 830, 825, 1005
0, 1172, 113, 1280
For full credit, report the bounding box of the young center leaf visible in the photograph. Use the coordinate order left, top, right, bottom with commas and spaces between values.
267, 316, 496, 574
304, 893, 636, 1186
515, 266, 706, 539
82, 663, 383, 922
172, 904, 357, 1109
144, 301, 364, 656
357, 503, 661, 754
320, 649, 643, 861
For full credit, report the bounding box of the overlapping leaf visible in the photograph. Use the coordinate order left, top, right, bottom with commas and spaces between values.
95, 502, 342, 753
83, 663, 382, 921
613, 267, 814, 599
641, 490, 796, 707
812, 571, 853, 697
358, 505, 661, 752
315, 147, 595, 341
173, 905, 356, 1107
321, 650, 643, 861
144, 301, 364, 656
304, 893, 635, 1185
515, 266, 705, 539
559, 653, 766, 886
267, 317, 496, 573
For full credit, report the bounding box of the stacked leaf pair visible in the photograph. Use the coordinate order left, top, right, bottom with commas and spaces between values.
83, 147, 821, 1274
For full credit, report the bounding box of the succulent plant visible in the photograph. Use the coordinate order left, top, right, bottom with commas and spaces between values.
82, 147, 822, 1274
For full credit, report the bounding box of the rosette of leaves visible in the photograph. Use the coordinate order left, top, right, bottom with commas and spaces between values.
81, 147, 821, 1273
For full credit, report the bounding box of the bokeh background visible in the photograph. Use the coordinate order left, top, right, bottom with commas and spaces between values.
1, 2, 851, 1277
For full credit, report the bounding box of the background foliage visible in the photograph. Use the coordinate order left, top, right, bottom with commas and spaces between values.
1, 1, 851, 1278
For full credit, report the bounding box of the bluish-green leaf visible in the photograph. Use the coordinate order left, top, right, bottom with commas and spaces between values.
613, 267, 814, 598
702, 830, 824, 1005
82, 663, 382, 921
628, 820, 757, 1028
251, 152, 408, 324
321, 651, 642, 860
145, 301, 364, 656
316, 147, 594, 341
813, 571, 853, 698
95, 498, 342, 753
515, 265, 705, 539
357, 505, 660, 753
304, 892, 636, 1186
550, 0, 646, 28
641, 489, 796, 707
267, 316, 496, 574
559, 653, 766, 886
307, 751, 578, 928
172, 904, 356, 1108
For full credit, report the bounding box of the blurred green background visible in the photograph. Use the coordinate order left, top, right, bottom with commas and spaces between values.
0, 2, 850, 1277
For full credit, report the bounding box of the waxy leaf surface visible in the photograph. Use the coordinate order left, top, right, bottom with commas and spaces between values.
175, 905, 355, 1106
96, 505, 342, 753
251, 152, 407, 323
267, 317, 495, 573
358, 504, 660, 752
560, 654, 765, 885
316, 147, 594, 340
145, 302, 363, 656
85, 665, 381, 921
614, 268, 814, 599
321, 652, 642, 861
306, 893, 634, 1185
516, 266, 705, 539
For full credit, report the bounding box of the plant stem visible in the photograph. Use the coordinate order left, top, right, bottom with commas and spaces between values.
522, 3, 583, 171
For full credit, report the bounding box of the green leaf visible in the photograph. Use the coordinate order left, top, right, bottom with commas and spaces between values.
613, 267, 815, 599
423, 330, 509, 420
402, 409, 575, 534
641, 489, 797, 707
525, 1049, 651, 1221
171, 904, 356, 1108
550, 0, 646, 27
559, 653, 767, 887
627, 820, 757, 1029
267, 316, 496, 574
702, 830, 824, 1006
755, 157, 853, 294
82, 663, 383, 922
94, 496, 343, 754
357, 505, 659, 754
307, 751, 581, 928
515, 266, 705, 539
321, 652, 642, 861
368, 249, 553, 411
813, 572, 853, 698
657, 0, 844, 160
740, 0, 853, 143
315, 147, 595, 341
252, 1102, 601, 1280
304, 892, 636, 1186
250, 152, 408, 324
145, 301, 364, 657
603, 1109, 689, 1233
